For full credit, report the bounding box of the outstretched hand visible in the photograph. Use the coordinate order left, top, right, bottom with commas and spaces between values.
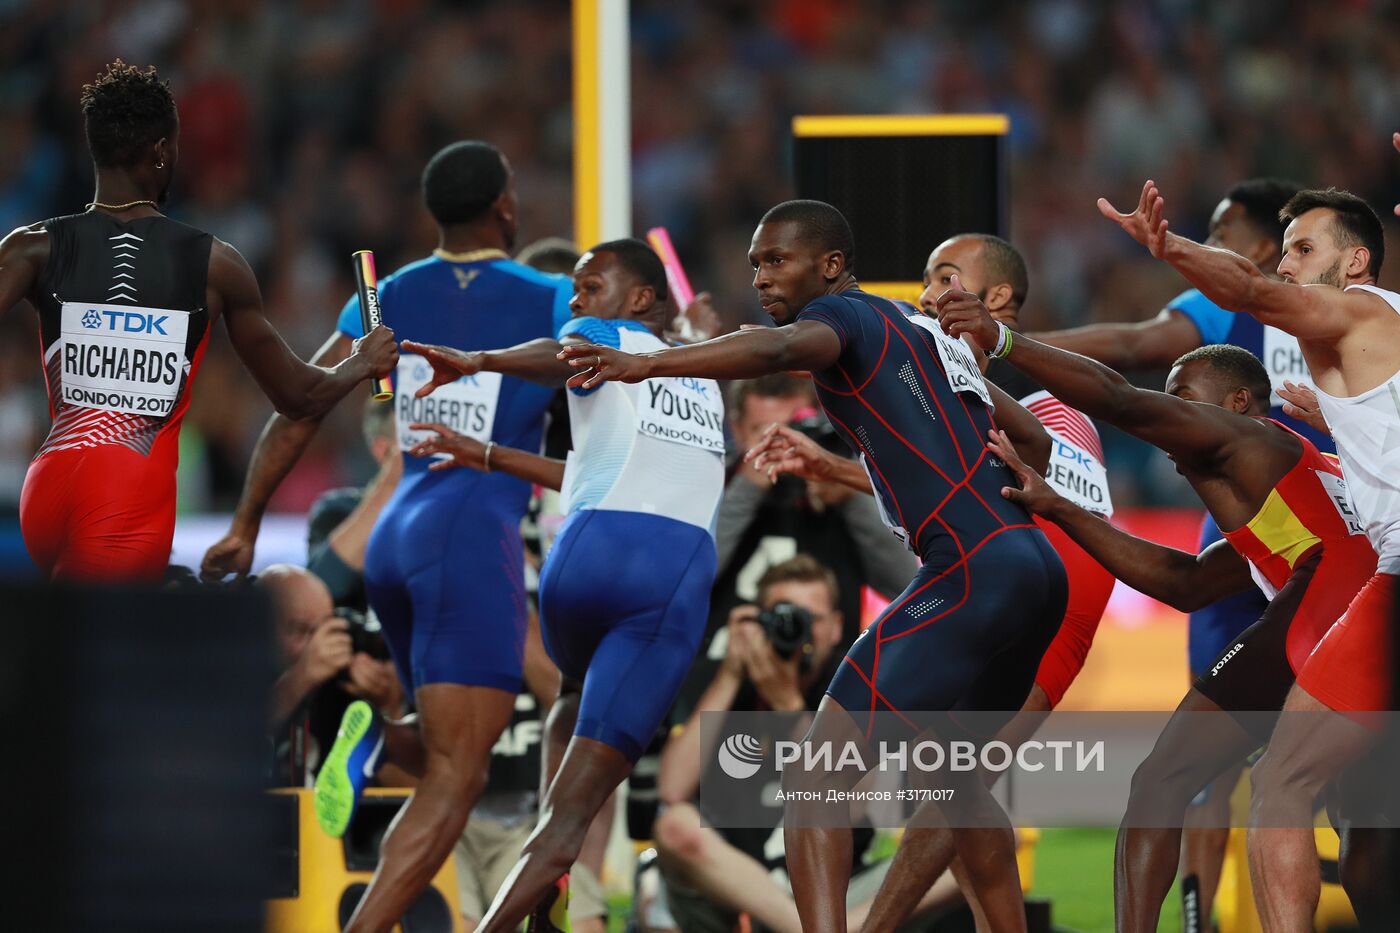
556, 343, 652, 389
399, 340, 482, 398
987, 428, 1061, 515
1097, 180, 1170, 258
1393, 133, 1400, 217
746, 423, 840, 484
934, 272, 1000, 352
1277, 381, 1332, 437
406, 422, 489, 472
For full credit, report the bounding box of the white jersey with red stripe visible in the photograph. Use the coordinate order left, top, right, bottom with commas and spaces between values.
1020, 390, 1113, 518
1313, 284, 1400, 573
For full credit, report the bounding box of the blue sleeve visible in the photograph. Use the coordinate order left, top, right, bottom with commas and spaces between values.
795, 296, 853, 352
557, 316, 628, 396
557, 316, 624, 348
336, 293, 364, 339
1166, 289, 1231, 346
551, 277, 574, 334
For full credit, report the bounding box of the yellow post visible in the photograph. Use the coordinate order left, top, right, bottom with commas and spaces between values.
573, 0, 630, 248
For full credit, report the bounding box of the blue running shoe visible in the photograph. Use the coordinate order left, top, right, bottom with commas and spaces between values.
314, 700, 383, 838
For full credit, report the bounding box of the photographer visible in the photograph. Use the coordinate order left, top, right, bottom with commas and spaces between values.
714, 376, 917, 651
264, 564, 405, 786
650, 556, 870, 933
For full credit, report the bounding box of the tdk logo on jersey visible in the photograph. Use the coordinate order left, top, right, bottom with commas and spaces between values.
412, 360, 431, 381
1054, 439, 1094, 468
85, 309, 170, 335
679, 376, 710, 398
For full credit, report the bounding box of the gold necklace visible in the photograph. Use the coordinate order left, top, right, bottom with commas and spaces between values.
86, 199, 159, 212
433, 247, 509, 263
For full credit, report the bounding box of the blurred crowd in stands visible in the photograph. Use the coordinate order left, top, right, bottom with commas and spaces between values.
1, 0, 1397, 518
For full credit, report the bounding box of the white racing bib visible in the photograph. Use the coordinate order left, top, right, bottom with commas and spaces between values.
1044, 432, 1114, 517
635, 375, 726, 453
57, 302, 189, 416
1314, 469, 1366, 537
393, 354, 503, 454
1262, 325, 1309, 406
907, 314, 993, 409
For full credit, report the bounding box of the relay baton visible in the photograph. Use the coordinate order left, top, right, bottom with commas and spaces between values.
352, 250, 394, 400
646, 227, 701, 342
646, 227, 695, 307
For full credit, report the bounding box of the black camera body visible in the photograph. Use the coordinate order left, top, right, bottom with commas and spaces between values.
334, 607, 391, 661
756, 601, 814, 661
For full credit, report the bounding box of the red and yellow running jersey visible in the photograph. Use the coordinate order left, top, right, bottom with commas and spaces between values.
1222, 420, 1371, 597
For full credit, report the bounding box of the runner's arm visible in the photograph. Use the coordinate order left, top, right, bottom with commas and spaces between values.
1045, 507, 1250, 612
212, 240, 397, 420
1029, 308, 1202, 371
939, 288, 1247, 463
987, 381, 1051, 475
0, 225, 48, 318
406, 424, 566, 490
401, 337, 574, 394
556, 320, 843, 388
1100, 181, 1360, 341
991, 429, 1253, 611
200, 331, 354, 580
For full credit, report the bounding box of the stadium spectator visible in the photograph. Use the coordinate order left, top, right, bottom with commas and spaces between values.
712, 374, 918, 653
2, 3, 1397, 523
263, 563, 406, 787
649, 556, 960, 933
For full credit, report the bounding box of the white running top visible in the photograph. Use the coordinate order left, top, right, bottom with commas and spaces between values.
1312, 284, 1400, 572
561, 320, 725, 534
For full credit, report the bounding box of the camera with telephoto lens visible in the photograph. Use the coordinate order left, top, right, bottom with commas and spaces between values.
789, 412, 846, 455
755, 601, 814, 661
335, 607, 390, 662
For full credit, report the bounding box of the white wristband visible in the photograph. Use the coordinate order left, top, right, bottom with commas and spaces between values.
991, 321, 1011, 358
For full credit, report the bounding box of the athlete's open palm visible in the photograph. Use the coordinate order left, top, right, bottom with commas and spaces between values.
400, 340, 483, 398
406, 422, 488, 472
987, 429, 1061, 516
1098, 179, 1170, 258
557, 342, 652, 389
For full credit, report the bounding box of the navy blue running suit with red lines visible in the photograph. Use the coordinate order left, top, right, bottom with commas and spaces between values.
796, 290, 1067, 734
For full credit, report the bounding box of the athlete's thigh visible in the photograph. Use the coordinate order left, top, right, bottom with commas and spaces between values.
1281, 539, 1376, 674
365, 573, 415, 697
576, 539, 715, 761
398, 508, 529, 693
955, 531, 1068, 719
25, 448, 175, 582
408, 559, 528, 693
541, 509, 715, 680
833, 531, 1067, 724
1193, 552, 1320, 718
1294, 572, 1396, 716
